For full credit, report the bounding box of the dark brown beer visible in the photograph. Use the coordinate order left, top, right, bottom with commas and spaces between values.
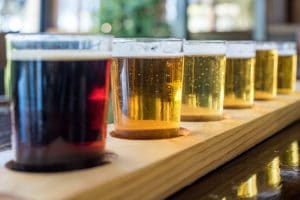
6, 50, 111, 171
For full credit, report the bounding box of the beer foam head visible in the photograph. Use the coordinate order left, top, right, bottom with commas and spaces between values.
8, 50, 112, 61
112, 38, 183, 57
256, 41, 277, 50
6, 34, 113, 60
183, 40, 226, 56
226, 41, 255, 58
277, 42, 297, 56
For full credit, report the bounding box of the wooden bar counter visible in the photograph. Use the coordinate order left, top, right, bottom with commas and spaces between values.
1, 91, 300, 199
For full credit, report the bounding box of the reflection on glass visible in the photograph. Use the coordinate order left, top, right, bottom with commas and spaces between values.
237, 174, 258, 198
285, 141, 299, 167
255, 156, 281, 197
266, 157, 281, 188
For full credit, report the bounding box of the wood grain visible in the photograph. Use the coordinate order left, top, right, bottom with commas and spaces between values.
1, 93, 300, 200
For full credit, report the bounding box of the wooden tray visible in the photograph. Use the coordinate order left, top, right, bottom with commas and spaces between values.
1, 93, 300, 200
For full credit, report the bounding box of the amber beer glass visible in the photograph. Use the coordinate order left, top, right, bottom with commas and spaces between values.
111, 38, 184, 139
255, 42, 278, 99
277, 42, 297, 94
5, 34, 112, 171
224, 41, 255, 108
181, 41, 226, 121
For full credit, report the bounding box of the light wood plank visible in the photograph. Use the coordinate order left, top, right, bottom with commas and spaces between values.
1, 93, 300, 200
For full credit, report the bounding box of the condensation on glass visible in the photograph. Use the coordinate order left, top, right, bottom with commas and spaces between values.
224, 41, 255, 108
277, 42, 297, 94
255, 42, 278, 100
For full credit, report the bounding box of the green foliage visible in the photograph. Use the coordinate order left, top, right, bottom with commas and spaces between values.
99, 0, 171, 37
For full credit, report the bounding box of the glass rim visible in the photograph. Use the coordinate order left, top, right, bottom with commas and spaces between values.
6, 33, 113, 41
113, 37, 183, 44
6, 34, 113, 60
256, 41, 277, 50
226, 40, 255, 44
112, 38, 183, 57
255, 41, 277, 46
276, 41, 297, 49
184, 40, 225, 45
226, 40, 256, 57
183, 40, 226, 55
256, 41, 277, 44
276, 41, 297, 55
275, 41, 296, 45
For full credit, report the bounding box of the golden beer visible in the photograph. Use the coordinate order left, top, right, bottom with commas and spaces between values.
255, 156, 281, 195
224, 57, 255, 108
181, 54, 226, 121
284, 141, 299, 167
111, 56, 184, 139
266, 157, 281, 187
278, 54, 297, 94
237, 175, 258, 198
255, 49, 278, 100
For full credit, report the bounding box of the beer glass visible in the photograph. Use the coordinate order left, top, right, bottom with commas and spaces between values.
181, 40, 226, 121
255, 42, 278, 100
224, 41, 255, 108
5, 34, 112, 171
277, 42, 297, 94
111, 38, 184, 139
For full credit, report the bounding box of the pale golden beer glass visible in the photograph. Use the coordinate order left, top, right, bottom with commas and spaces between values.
255, 42, 278, 100
224, 41, 255, 108
181, 41, 226, 121
277, 42, 297, 94
111, 39, 184, 139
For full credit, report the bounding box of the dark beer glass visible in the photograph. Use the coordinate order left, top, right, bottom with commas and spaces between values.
111, 38, 184, 139
5, 34, 112, 171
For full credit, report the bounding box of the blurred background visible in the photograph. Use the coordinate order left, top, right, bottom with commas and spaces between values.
0, 0, 300, 92
1, 0, 299, 40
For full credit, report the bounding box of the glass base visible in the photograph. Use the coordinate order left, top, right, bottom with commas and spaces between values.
6, 153, 115, 172
224, 104, 254, 109
110, 127, 190, 140
255, 91, 276, 100
181, 114, 225, 122
277, 89, 294, 94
